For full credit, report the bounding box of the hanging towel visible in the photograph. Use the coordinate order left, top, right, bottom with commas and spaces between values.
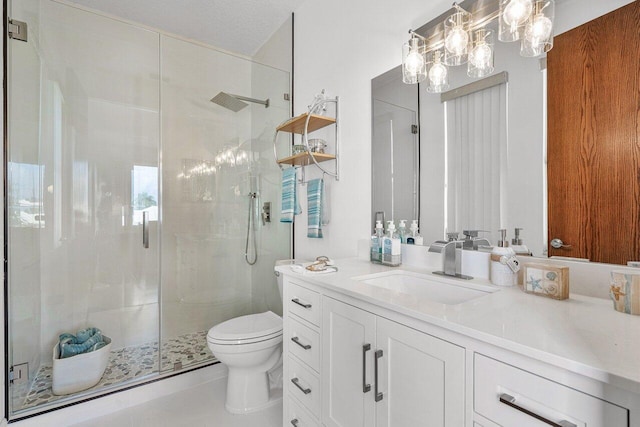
280, 167, 301, 222
307, 178, 324, 238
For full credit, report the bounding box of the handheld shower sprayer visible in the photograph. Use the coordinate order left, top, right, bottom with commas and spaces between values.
245, 191, 258, 265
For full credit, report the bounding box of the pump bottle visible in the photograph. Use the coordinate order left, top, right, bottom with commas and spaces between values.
382, 221, 402, 266
370, 220, 384, 264
406, 220, 423, 245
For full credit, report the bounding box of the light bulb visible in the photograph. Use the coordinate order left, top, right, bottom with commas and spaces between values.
405, 51, 424, 74
503, 0, 533, 27
429, 62, 447, 87
526, 13, 552, 43
469, 43, 492, 69
445, 26, 469, 56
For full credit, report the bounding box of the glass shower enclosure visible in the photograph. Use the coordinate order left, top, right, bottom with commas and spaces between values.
5, 0, 291, 419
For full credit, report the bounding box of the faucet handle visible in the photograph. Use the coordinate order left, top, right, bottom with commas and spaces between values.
462, 230, 479, 238
446, 232, 459, 242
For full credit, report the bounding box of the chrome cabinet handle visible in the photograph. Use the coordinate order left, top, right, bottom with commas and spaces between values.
291, 298, 312, 309
550, 238, 572, 249
290, 419, 299, 426
362, 344, 371, 393
291, 336, 311, 350
142, 211, 149, 249
374, 349, 383, 402
291, 377, 311, 395
499, 393, 576, 427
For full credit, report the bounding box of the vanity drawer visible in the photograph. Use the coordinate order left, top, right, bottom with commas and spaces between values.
474, 354, 628, 427
288, 356, 321, 417
287, 394, 320, 427
287, 281, 320, 326
286, 316, 320, 373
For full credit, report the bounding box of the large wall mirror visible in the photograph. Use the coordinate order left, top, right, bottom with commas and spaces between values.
372, 0, 639, 265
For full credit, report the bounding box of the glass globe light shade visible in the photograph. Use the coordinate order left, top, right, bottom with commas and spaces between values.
469, 43, 492, 69
405, 50, 425, 74
402, 36, 427, 84
429, 63, 447, 86
527, 13, 552, 43
445, 26, 469, 56
503, 0, 533, 27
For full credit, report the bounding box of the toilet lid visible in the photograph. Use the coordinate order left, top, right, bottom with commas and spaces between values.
207, 311, 282, 343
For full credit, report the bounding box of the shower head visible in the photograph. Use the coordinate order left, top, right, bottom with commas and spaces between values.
210, 92, 249, 112
210, 92, 270, 112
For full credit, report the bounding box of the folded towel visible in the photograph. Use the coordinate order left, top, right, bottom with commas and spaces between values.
307, 178, 324, 238
280, 168, 301, 223
58, 327, 106, 359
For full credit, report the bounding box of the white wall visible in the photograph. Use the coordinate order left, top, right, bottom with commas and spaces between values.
292, 0, 453, 260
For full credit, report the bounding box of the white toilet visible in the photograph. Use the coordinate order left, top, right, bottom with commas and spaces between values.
207, 261, 292, 414
207, 310, 283, 414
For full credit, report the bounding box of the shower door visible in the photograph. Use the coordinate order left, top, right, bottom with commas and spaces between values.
6, 0, 160, 417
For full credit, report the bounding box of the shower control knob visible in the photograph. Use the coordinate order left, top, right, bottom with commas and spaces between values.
550, 238, 572, 249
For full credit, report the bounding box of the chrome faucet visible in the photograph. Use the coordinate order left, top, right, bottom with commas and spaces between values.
462, 230, 491, 250
428, 239, 473, 280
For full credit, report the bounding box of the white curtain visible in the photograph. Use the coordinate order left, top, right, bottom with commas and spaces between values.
445, 82, 507, 245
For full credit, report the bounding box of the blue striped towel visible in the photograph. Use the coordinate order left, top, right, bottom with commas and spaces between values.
307, 178, 324, 238
280, 168, 301, 222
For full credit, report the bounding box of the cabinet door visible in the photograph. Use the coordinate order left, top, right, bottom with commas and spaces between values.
375, 317, 465, 427
322, 297, 376, 427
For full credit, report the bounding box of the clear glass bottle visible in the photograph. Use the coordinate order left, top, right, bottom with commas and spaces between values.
370, 220, 384, 264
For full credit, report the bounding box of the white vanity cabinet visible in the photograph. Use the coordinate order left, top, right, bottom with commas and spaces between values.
281, 269, 637, 427
322, 296, 465, 427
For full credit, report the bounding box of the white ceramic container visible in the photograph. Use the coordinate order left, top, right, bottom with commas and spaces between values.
52, 336, 112, 395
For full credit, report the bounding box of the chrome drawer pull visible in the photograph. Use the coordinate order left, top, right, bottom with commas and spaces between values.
291, 419, 299, 426
499, 393, 577, 427
291, 336, 311, 350
291, 298, 312, 309
362, 344, 371, 393
291, 377, 311, 395
374, 349, 383, 402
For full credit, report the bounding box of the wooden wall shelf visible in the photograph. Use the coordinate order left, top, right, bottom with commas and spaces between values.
276, 113, 336, 135
277, 152, 336, 167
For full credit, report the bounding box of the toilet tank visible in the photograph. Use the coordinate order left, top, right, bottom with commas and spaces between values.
274, 259, 297, 299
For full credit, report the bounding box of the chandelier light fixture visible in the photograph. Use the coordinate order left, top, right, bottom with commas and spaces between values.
401, 0, 554, 93
426, 50, 450, 93
468, 28, 495, 78
520, 0, 555, 57
402, 34, 427, 84
499, 0, 533, 42
444, 4, 471, 66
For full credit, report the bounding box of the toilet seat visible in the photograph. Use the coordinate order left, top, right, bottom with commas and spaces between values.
207, 311, 283, 346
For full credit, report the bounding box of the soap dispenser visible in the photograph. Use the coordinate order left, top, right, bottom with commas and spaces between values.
382, 221, 402, 266
407, 220, 424, 245
511, 227, 531, 255
398, 220, 408, 243
491, 229, 520, 286
370, 220, 384, 264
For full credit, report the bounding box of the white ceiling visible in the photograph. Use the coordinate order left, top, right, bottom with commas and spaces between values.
68, 0, 304, 56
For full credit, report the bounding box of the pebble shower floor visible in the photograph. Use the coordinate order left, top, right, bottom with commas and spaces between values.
12, 331, 214, 413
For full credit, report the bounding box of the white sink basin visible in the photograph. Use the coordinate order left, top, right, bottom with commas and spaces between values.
352, 270, 497, 305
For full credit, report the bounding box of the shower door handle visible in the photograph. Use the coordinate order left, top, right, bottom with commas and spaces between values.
142, 211, 149, 249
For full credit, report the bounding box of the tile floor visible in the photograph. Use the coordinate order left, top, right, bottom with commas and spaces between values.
69, 375, 283, 427
13, 331, 214, 413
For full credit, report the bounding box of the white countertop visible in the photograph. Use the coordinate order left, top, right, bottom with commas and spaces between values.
276, 258, 640, 395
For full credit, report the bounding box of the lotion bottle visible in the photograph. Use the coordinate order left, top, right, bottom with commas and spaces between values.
406, 220, 423, 245
382, 221, 402, 266
398, 220, 407, 243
